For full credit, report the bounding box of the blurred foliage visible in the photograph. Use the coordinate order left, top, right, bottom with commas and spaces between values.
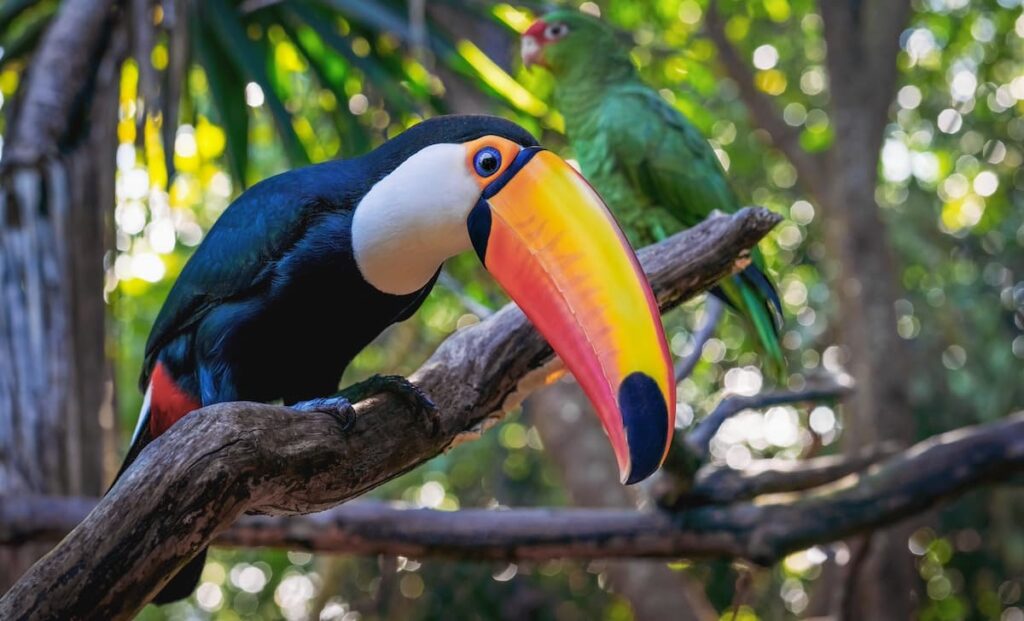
2, 0, 1024, 619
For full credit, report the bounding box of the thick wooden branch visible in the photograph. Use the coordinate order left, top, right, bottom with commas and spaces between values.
3, 413, 1022, 566
704, 2, 828, 203
3, 0, 116, 166
0, 208, 779, 619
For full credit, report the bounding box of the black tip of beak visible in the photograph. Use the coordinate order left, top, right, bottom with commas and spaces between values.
619, 372, 670, 485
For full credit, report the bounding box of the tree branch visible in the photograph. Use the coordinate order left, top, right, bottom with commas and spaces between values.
0, 208, 779, 620
681, 442, 900, 506
3, 413, 1022, 564
654, 377, 853, 505
704, 1, 828, 202
685, 377, 854, 461
674, 296, 724, 383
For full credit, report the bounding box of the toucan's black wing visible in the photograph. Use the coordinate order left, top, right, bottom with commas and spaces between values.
141, 162, 356, 389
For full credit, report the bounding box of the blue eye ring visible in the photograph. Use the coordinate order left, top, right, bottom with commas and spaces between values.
473, 146, 502, 177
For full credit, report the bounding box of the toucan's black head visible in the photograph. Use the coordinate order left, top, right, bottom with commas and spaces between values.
368, 115, 539, 169
350, 114, 676, 485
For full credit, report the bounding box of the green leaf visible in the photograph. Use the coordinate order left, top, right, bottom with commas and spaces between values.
192, 6, 249, 186
0, 0, 40, 34
276, 10, 371, 157
203, 0, 309, 167
0, 2, 55, 69
288, 3, 417, 116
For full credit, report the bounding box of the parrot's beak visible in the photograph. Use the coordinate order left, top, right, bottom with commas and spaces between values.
521, 20, 547, 69
521, 34, 542, 68
468, 147, 676, 484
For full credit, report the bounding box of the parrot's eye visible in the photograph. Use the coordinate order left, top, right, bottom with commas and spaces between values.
545, 23, 569, 39
473, 147, 502, 177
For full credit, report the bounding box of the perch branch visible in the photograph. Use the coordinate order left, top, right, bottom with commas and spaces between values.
0, 208, 779, 620
2, 413, 1022, 564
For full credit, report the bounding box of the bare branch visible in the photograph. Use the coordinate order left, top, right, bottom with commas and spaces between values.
0, 209, 779, 620
438, 269, 494, 319
682, 442, 900, 506
674, 296, 724, 383
685, 378, 854, 460
2, 413, 1022, 566
704, 1, 828, 202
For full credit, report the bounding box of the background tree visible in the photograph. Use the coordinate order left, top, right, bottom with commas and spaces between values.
1, 0, 1022, 619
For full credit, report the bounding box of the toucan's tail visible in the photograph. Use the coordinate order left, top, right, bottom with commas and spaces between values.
110, 381, 206, 605
110, 384, 154, 486
711, 262, 786, 381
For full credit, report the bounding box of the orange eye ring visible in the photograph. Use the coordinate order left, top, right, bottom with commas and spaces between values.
464, 136, 521, 189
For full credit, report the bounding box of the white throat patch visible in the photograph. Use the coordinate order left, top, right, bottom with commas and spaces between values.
351, 143, 479, 295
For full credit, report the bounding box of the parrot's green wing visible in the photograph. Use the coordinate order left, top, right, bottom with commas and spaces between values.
596, 86, 786, 378
600, 85, 741, 228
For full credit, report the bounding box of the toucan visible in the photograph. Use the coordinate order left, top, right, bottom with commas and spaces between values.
113, 115, 675, 604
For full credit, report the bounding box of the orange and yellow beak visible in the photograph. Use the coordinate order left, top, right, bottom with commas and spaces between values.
467, 147, 675, 484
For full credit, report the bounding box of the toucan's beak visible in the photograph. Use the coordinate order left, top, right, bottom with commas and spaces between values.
467, 148, 676, 484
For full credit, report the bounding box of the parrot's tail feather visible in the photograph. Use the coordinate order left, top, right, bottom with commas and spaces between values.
740, 264, 783, 331
710, 269, 786, 382
735, 271, 785, 380
709, 285, 740, 314
153, 547, 208, 605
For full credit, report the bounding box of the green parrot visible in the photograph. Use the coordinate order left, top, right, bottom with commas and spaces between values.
521, 9, 785, 378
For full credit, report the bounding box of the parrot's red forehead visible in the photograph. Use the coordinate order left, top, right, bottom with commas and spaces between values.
524, 19, 547, 39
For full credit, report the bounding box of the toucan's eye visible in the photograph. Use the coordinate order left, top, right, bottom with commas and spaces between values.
545, 23, 569, 39
474, 147, 502, 177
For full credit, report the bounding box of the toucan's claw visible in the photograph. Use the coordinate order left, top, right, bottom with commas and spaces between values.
292, 395, 356, 431
343, 374, 440, 435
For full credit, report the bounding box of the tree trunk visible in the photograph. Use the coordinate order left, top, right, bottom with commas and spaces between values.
526, 382, 718, 621
709, 1, 921, 615
816, 1, 919, 617
0, 0, 122, 590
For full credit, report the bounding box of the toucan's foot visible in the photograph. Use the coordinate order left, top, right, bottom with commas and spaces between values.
343, 375, 440, 435
292, 395, 356, 431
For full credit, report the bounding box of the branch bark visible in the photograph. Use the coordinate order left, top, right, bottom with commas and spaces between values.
0, 208, 779, 620
3, 412, 1021, 562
